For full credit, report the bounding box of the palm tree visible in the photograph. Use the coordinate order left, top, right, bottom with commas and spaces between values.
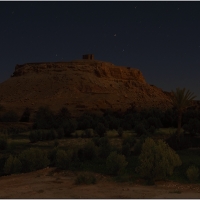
171, 88, 196, 140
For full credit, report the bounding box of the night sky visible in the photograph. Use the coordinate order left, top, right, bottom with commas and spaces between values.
1, 1, 200, 99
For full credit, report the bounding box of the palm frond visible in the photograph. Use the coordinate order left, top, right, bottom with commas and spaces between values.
171, 88, 196, 111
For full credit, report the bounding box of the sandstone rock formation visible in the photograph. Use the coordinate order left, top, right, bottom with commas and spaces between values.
0, 57, 173, 117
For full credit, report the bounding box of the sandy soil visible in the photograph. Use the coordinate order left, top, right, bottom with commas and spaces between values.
0, 167, 200, 199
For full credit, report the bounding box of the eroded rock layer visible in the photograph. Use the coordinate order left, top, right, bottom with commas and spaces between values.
0, 59, 172, 117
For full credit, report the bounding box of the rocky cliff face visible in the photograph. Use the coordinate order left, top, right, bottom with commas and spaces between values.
0, 59, 172, 117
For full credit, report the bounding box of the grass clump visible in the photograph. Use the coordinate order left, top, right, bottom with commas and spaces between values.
186, 165, 199, 183
56, 149, 73, 170
75, 172, 96, 185
4, 155, 22, 175
0, 136, 8, 150
106, 151, 128, 175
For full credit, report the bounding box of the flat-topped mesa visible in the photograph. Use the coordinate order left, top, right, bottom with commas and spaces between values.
0, 54, 172, 117
11, 55, 146, 83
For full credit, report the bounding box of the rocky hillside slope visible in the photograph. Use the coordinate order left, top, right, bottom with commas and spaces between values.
0, 58, 172, 117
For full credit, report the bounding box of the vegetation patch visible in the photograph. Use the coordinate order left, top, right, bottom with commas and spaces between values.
75, 172, 96, 185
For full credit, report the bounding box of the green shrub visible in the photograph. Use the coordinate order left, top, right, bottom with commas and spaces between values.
166, 133, 192, 150
4, 155, 22, 175
148, 126, 156, 134
75, 172, 96, 185
82, 141, 97, 161
63, 119, 77, 137
20, 107, 31, 122
40, 130, 47, 141
98, 137, 111, 159
47, 129, 56, 140
1, 111, 18, 122
29, 131, 39, 143
56, 149, 73, 170
186, 165, 199, 183
106, 151, 128, 175
122, 143, 131, 157
56, 107, 71, 127
56, 128, 65, 139
4, 155, 14, 174
0, 137, 8, 150
54, 139, 59, 147
133, 135, 148, 156
92, 136, 101, 146
48, 147, 58, 167
117, 127, 123, 137
33, 106, 56, 129
135, 123, 148, 136
85, 129, 93, 138
136, 138, 182, 184
95, 123, 106, 137
71, 147, 80, 162
12, 157, 22, 174
122, 135, 136, 147
184, 118, 200, 136
19, 148, 49, 172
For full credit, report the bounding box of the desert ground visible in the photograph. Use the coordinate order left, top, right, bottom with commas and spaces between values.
0, 167, 200, 199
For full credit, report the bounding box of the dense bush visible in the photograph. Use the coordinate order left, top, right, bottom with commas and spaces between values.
56, 128, 65, 139
121, 143, 131, 157
47, 129, 56, 140
160, 109, 176, 128
92, 136, 101, 146
29, 130, 41, 143
120, 113, 135, 130
136, 138, 182, 184
106, 151, 128, 175
117, 127, 123, 137
56, 149, 73, 170
134, 123, 148, 136
19, 148, 49, 172
77, 113, 96, 130
83, 141, 97, 160
148, 126, 156, 134
20, 107, 31, 122
183, 118, 200, 136
75, 172, 96, 185
105, 115, 119, 130
56, 107, 71, 126
132, 136, 148, 155
147, 117, 162, 129
29, 129, 56, 143
0, 137, 8, 150
166, 133, 194, 150
63, 119, 77, 137
4, 155, 22, 175
84, 129, 93, 138
182, 109, 200, 126
97, 137, 112, 159
95, 123, 106, 137
33, 106, 56, 129
186, 165, 199, 183
1, 111, 19, 122
48, 147, 58, 167
122, 135, 136, 147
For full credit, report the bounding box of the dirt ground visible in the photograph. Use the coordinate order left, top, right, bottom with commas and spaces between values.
0, 167, 200, 199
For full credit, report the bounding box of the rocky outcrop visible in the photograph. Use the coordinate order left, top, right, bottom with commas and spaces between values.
0, 58, 172, 117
